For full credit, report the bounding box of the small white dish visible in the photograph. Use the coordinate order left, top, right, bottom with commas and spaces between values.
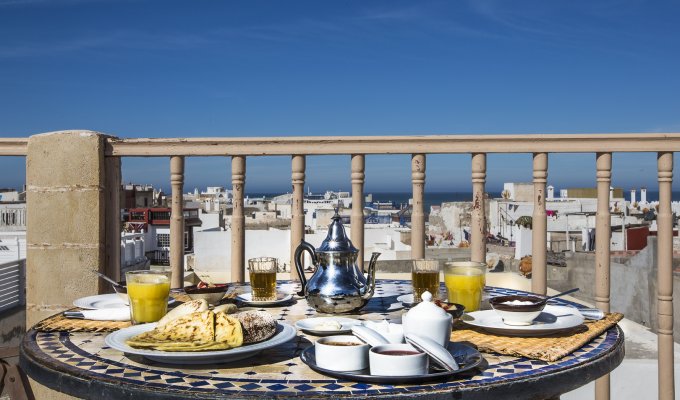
463, 305, 585, 336
73, 294, 175, 310
315, 335, 369, 372
396, 294, 415, 307
369, 344, 428, 376
361, 320, 404, 343
236, 292, 293, 306
295, 317, 361, 335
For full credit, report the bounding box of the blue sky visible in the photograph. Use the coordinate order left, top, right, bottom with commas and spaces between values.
1, 0, 679, 194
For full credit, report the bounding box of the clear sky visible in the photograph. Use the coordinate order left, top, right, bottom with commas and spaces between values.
1, 0, 679, 194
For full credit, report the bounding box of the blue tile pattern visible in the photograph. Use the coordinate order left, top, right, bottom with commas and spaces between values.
26, 281, 622, 397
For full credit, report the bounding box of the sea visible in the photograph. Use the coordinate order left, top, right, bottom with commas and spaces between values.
246, 191, 680, 211
247, 190, 680, 210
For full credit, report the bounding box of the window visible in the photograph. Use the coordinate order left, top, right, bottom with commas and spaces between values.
156, 234, 170, 248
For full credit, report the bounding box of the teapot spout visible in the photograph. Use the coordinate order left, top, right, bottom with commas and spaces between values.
362, 252, 381, 300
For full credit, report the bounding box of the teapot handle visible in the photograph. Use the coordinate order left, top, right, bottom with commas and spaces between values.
294, 240, 317, 297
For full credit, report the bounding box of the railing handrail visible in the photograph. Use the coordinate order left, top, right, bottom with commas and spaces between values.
5, 133, 680, 157
103, 133, 680, 156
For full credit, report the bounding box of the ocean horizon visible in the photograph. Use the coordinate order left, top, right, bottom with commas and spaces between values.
245, 191, 677, 211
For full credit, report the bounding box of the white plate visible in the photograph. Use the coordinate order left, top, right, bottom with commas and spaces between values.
73, 294, 176, 310
462, 305, 585, 336
236, 292, 294, 306
396, 294, 415, 307
294, 317, 362, 335
104, 322, 296, 364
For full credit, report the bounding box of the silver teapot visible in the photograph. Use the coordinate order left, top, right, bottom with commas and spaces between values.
294, 212, 380, 314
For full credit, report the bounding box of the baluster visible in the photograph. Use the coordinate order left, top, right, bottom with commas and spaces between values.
657, 152, 675, 400
532, 153, 548, 295
411, 154, 426, 259
594, 152, 611, 400
231, 156, 246, 283
170, 156, 185, 289
104, 156, 121, 287
471, 153, 487, 263
351, 155, 365, 271
291, 155, 306, 280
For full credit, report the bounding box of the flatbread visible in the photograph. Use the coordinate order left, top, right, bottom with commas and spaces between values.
128, 310, 214, 347
126, 310, 246, 352
215, 312, 243, 348
157, 299, 209, 327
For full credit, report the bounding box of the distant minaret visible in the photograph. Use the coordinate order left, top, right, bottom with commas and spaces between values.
641, 187, 647, 203
609, 186, 614, 200
547, 185, 554, 200
630, 188, 636, 204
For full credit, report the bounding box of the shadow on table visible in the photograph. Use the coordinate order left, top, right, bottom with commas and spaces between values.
125, 336, 314, 371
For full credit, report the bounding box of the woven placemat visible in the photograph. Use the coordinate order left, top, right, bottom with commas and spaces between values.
451, 312, 623, 362
34, 312, 132, 333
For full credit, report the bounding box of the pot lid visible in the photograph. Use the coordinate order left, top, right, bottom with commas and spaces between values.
317, 210, 358, 253
404, 291, 450, 320
405, 334, 460, 372
351, 325, 389, 347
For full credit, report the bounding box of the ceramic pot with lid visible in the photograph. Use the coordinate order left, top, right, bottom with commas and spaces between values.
401, 291, 453, 347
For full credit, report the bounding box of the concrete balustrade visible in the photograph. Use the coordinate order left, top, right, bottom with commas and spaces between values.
2, 131, 680, 400
169, 156, 185, 288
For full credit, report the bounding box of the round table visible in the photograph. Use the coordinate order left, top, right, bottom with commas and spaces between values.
21, 280, 624, 399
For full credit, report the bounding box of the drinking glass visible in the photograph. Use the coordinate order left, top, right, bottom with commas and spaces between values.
411, 259, 440, 304
443, 261, 487, 312
125, 270, 171, 324
248, 257, 278, 301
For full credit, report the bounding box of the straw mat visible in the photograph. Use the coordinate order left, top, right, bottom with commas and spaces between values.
451, 312, 623, 362
34, 312, 132, 333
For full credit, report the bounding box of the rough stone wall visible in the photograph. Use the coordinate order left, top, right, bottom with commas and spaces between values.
549, 238, 680, 342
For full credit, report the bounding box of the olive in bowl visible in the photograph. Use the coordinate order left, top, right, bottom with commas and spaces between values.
434, 299, 465, 320
184, 283, 229, 305
489, 295, 546, 326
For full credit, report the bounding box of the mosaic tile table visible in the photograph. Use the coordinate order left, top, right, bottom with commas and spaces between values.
21, 280, 624, 399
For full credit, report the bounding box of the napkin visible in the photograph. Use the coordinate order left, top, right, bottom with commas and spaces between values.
68, 307, 131, 321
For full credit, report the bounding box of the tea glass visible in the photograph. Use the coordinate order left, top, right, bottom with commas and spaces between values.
125, 270, 171, 324
248, 257, 278, 301
411, 259, 440, 304
443, 261, 487, 312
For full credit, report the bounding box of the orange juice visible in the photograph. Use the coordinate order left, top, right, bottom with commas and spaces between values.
444, 264, 486, 312
126, 272, 171, 324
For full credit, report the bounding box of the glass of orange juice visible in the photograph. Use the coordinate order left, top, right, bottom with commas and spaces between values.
125, 270, 171, 324
443, 261, 487, 312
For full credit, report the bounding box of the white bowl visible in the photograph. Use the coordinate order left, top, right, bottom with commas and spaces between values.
315, 335, 369, 371
369, 344, 428, 376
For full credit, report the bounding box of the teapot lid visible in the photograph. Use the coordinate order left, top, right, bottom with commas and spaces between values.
317, 210, 358, 253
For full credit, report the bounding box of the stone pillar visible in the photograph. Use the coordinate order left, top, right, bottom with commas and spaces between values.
657, 151, 675, 400
532, 153, 548, 295
594, 152, 612, 400
26, 131, 115, 400
471, 153, 487, 263
290, 155, 305, 280
411, 154, 426, 259
231, 156, 246, 283
26, 131, 111, 327
351, 155, 365, 270
104, 157, 121, 283
169, 156, 185, 289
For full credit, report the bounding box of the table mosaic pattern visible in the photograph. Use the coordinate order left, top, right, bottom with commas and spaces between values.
23, 280, 623, 399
